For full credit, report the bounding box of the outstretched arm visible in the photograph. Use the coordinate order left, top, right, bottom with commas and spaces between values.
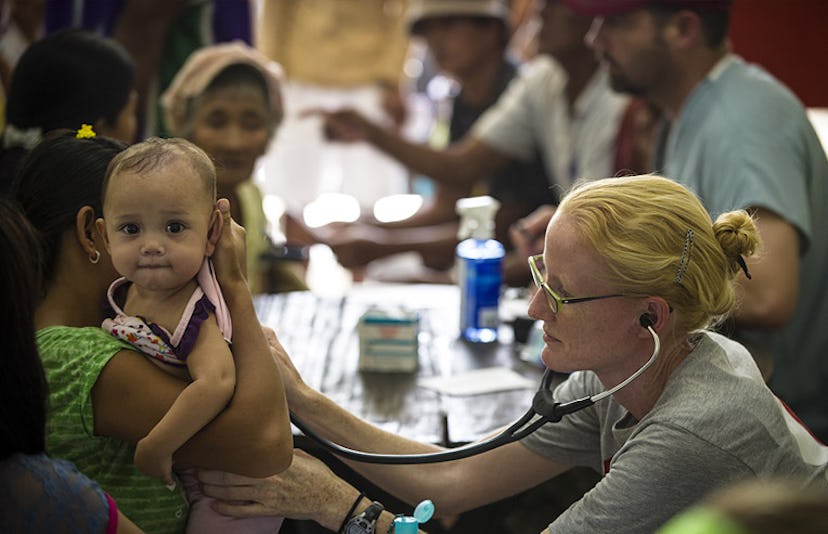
265, 331, 568, 515
316, 180, 469, 270
306, 108, 512, 187
324, 221, 459, 270
200, 440, 563, 530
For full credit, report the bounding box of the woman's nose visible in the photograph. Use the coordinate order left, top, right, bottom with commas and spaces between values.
220, 125, 248, 149
527, 286, 552, 322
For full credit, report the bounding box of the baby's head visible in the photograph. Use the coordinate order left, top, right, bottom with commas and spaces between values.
102, 137, 216, 206
98, 138, 221, 289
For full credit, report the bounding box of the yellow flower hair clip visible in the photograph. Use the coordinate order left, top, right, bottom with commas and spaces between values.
76, 124, 96, 139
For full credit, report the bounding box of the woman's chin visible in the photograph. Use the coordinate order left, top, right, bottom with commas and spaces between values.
540, 347, 569, 373
541, 345, 561, 371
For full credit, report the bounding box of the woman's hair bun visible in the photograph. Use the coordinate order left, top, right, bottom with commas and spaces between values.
713, 210, 760, 277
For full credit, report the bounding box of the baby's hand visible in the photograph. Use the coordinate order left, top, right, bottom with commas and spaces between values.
134, 435, 175, 486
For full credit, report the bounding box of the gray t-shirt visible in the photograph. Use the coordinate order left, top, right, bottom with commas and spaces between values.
522, 332, 828, 533
659, 55, 828, 437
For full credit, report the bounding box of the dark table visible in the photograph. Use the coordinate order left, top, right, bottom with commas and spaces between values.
254, 284, 597, 533
254, 283, 545, 446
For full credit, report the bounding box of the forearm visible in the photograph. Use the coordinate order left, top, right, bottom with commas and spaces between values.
294, 388, 451, 505
295, 386, 568, 514
304, 488, 421, 534
378, 205, 456, 230
327, 222, 458, 269
339, 498, 427, 534
149, 378, 232, 454
378, 224, 458, 257
366, 126, 496, 187
380, 183, 468, 230
179, 282, 292, 475
302, 393, 562, 517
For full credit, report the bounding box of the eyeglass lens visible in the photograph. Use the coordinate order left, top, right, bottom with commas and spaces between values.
531, 257, 558, 313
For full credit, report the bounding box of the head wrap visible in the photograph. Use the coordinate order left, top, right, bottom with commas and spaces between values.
161, 41, 285, 136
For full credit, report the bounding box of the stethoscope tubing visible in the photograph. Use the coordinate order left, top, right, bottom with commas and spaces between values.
291, 326, 660, 464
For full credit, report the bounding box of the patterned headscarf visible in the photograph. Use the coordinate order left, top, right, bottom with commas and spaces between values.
161, 41, 284, 136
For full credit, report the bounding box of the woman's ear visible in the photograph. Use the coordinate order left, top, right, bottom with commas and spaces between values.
76, 206, 102, 257
204, 209, 224, 257
640, 297, 672, 333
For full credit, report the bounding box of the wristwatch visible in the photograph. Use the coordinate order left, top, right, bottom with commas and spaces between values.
343, 500, 384, 534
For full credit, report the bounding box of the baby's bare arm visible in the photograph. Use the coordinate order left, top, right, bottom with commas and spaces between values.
134, 314, 235, 483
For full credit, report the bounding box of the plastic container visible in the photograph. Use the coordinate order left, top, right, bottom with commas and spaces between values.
456, 196, 504, 343
393, 500, 434, 533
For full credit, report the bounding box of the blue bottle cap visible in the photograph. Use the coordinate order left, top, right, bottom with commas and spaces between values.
393, 516, 418, 534
413, 499, 434, 523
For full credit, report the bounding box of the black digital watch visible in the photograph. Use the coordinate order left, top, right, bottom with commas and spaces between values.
342, 500, 384, 534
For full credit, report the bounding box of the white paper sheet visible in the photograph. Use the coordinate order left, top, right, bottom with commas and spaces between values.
418, 367, 537, 396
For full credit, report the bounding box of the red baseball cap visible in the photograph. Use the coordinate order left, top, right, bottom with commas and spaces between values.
561, 0, 731, 17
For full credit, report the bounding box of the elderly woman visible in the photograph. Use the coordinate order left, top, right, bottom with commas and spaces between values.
162, 41, 306, 294
197, 175, 827, 533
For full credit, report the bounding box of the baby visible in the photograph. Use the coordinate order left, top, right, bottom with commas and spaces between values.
98, 136, 280, 532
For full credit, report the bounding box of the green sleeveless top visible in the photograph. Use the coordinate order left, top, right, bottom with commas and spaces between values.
36, 326, 188, 533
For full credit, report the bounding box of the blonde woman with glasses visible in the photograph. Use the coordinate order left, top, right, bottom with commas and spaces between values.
197, 175, 828, 534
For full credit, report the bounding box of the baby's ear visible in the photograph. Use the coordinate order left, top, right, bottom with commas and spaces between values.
93, 216, 111, 252
95, 218, 106, 239
205, 209, 224, 257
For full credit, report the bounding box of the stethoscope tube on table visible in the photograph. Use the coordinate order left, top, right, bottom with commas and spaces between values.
291, 324, 661, 464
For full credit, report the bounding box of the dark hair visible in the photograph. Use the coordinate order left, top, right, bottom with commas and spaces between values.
207, 63, 270, 104
0, 197, 47, 459
0, 29, 134, 187
10, 131, 127, 289
648, 5, 730, 47
6, 28, 134, 133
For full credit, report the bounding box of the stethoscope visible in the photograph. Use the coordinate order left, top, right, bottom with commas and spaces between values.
291, 316, 660, 464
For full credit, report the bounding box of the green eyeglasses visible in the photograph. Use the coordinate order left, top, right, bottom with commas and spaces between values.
528, 254, 625, 314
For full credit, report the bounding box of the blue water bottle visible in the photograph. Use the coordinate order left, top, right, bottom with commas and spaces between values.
456, 196, 504, 343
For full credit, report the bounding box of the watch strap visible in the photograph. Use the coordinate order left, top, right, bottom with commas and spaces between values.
343, 500, 384, 534
363, 500, 384, 522
339, 492, 366, 533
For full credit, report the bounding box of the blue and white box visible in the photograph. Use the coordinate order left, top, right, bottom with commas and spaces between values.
358, 308, 420, 372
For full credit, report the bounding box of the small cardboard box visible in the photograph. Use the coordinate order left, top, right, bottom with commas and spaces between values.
358, 308, 419, 372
